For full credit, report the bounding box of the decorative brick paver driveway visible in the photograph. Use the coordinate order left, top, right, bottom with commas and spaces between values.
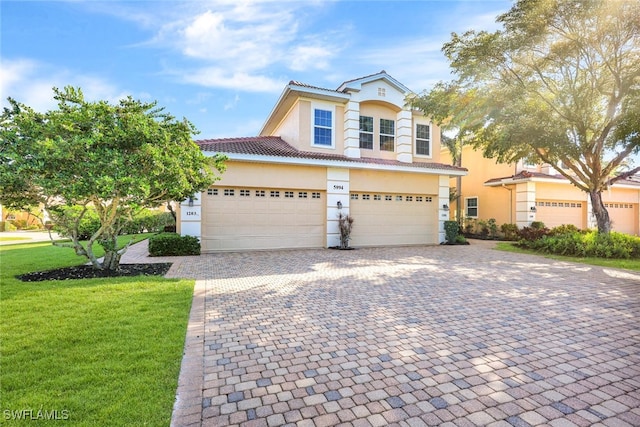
157, 242, 640, 427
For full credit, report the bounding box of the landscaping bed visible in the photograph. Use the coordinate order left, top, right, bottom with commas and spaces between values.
18, 263, 172, 282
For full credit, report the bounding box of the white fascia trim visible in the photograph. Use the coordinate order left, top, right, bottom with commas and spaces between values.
289, 84, 351, 102
485, 176, 640, 189
205, 152, 467, 177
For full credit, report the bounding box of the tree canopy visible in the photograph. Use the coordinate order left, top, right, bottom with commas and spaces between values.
412, 0, 640, 233
0, 86, 226, 269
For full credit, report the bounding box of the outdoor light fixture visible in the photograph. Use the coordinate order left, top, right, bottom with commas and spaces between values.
188, 197, 194, 207
530, 206, 537, 212
337, 201, 343, 210
443, 204, 449, 209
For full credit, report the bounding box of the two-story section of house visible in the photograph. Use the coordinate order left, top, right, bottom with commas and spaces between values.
179, 71, 467, 252
443, 145, 640, 235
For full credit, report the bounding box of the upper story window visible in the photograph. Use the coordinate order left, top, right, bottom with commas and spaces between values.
313, 109, 332, 146
380, 119, 395, 151
359, 116, 373, 149
415, 124, 430, 156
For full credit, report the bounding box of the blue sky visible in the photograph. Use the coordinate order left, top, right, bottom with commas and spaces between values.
1, 0, 512, 140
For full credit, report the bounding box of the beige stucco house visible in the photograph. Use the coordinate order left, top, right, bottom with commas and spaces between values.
178, 71, 467, 252
444, 145, 640, 235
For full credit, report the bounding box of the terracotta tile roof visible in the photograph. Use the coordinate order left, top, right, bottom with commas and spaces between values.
289, 80, 343, 93
196, 136, 467, 172
485, 170, 566, 184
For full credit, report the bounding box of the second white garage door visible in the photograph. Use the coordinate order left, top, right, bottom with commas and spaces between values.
535, 200, 585, 229
201, 187, 325, 252
349, 193, 438, 246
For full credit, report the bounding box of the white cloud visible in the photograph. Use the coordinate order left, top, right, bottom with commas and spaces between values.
148, 1, 344, 90
0, 58, 133, 111
182, 66, 284, 93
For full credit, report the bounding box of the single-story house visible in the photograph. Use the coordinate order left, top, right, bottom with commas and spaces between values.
178, 71, 467, 252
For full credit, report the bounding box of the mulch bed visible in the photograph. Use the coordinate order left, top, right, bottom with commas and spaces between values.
18, 263, 173, 282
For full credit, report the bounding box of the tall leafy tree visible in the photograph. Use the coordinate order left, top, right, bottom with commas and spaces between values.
0, 86, 226, 270
415, 0, 640, 233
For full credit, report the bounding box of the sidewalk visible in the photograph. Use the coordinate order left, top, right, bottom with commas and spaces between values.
0, 230, 62, 245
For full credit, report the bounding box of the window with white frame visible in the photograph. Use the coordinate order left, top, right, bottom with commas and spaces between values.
465, 197, 478, 217
415, 124, 430, 156
359, 116, 373, 149
380, 119, 395, 151
313, 108, 332, 146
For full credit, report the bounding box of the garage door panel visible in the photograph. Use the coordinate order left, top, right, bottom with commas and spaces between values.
201, 187, 324, 251
350, 193, 437, 246
535, 200, 585, 229
606, 203, 637, 235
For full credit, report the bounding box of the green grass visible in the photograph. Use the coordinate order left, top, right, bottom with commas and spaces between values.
0, 236, 194, 426
0, 237, 30, 242
495, 241, 640, 271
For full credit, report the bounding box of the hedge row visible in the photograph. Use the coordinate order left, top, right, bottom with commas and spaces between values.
148, 233, 200, 256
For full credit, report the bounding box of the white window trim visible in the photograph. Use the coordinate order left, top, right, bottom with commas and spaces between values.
414, 122, 432, 158
379, 118, 395, 152
465, 196, 479, 218
310, 102, 336, 149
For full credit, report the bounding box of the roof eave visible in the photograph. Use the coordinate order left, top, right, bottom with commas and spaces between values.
260, 83, 350, 136
203, 151, 467, 177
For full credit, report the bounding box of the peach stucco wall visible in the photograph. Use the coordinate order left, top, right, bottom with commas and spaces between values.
214, 161, 327, 190
350, 169, 440, 194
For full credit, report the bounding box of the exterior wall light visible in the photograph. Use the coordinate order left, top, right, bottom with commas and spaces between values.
530, 206, 537, 212
337, 201, 343, 210
443, 204, 449, 209
188, 196, 194, 207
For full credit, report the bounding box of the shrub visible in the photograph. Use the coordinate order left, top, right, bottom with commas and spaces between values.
549, 224, 581, 236
530, 221, 546, 229
500, 223, 519, 240
519, 230, 640, 259
487, 218, 498, 239
444, 220, 460, 244
53, 206, 101, 240
517, 225, 550, 246
121, 210, 175, 234
148, 233, 200, 256
338, 213, 354, 249
3, 221, 18, 232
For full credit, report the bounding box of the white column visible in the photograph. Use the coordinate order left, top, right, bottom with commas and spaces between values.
396, 110, 413, 163
438, 176, 450, 244
343, 101, 361, 158
515, 182, 536, 228
326, 168, 350, 247
180, 193, 202, 239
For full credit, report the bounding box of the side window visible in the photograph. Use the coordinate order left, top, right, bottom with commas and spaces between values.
359, 116, 373, 149
380, 119, 395, 151
465, 197, 478, 218
415, 124, 430, 156
313, 109, 332, 146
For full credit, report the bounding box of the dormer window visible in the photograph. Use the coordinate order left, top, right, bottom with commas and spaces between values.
313, 108, 332, 146
380, 119, 395, 151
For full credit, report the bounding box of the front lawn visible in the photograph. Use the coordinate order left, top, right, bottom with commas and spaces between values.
0, 238, 194, 425
496, 241, 640, 271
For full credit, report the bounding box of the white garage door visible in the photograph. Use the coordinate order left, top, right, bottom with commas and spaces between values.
201, 187, 325, 251
349, 193, 438, 246
535, 200, 585, 229
606, 202, 637, 235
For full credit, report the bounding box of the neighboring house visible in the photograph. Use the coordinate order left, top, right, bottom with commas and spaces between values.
178, 71, 467, 252
443, 145, 640, 235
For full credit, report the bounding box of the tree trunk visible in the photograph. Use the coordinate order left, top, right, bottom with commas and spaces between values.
589, 190, 611, 234
99, 234, 121, 271
102, 250, 122, 271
